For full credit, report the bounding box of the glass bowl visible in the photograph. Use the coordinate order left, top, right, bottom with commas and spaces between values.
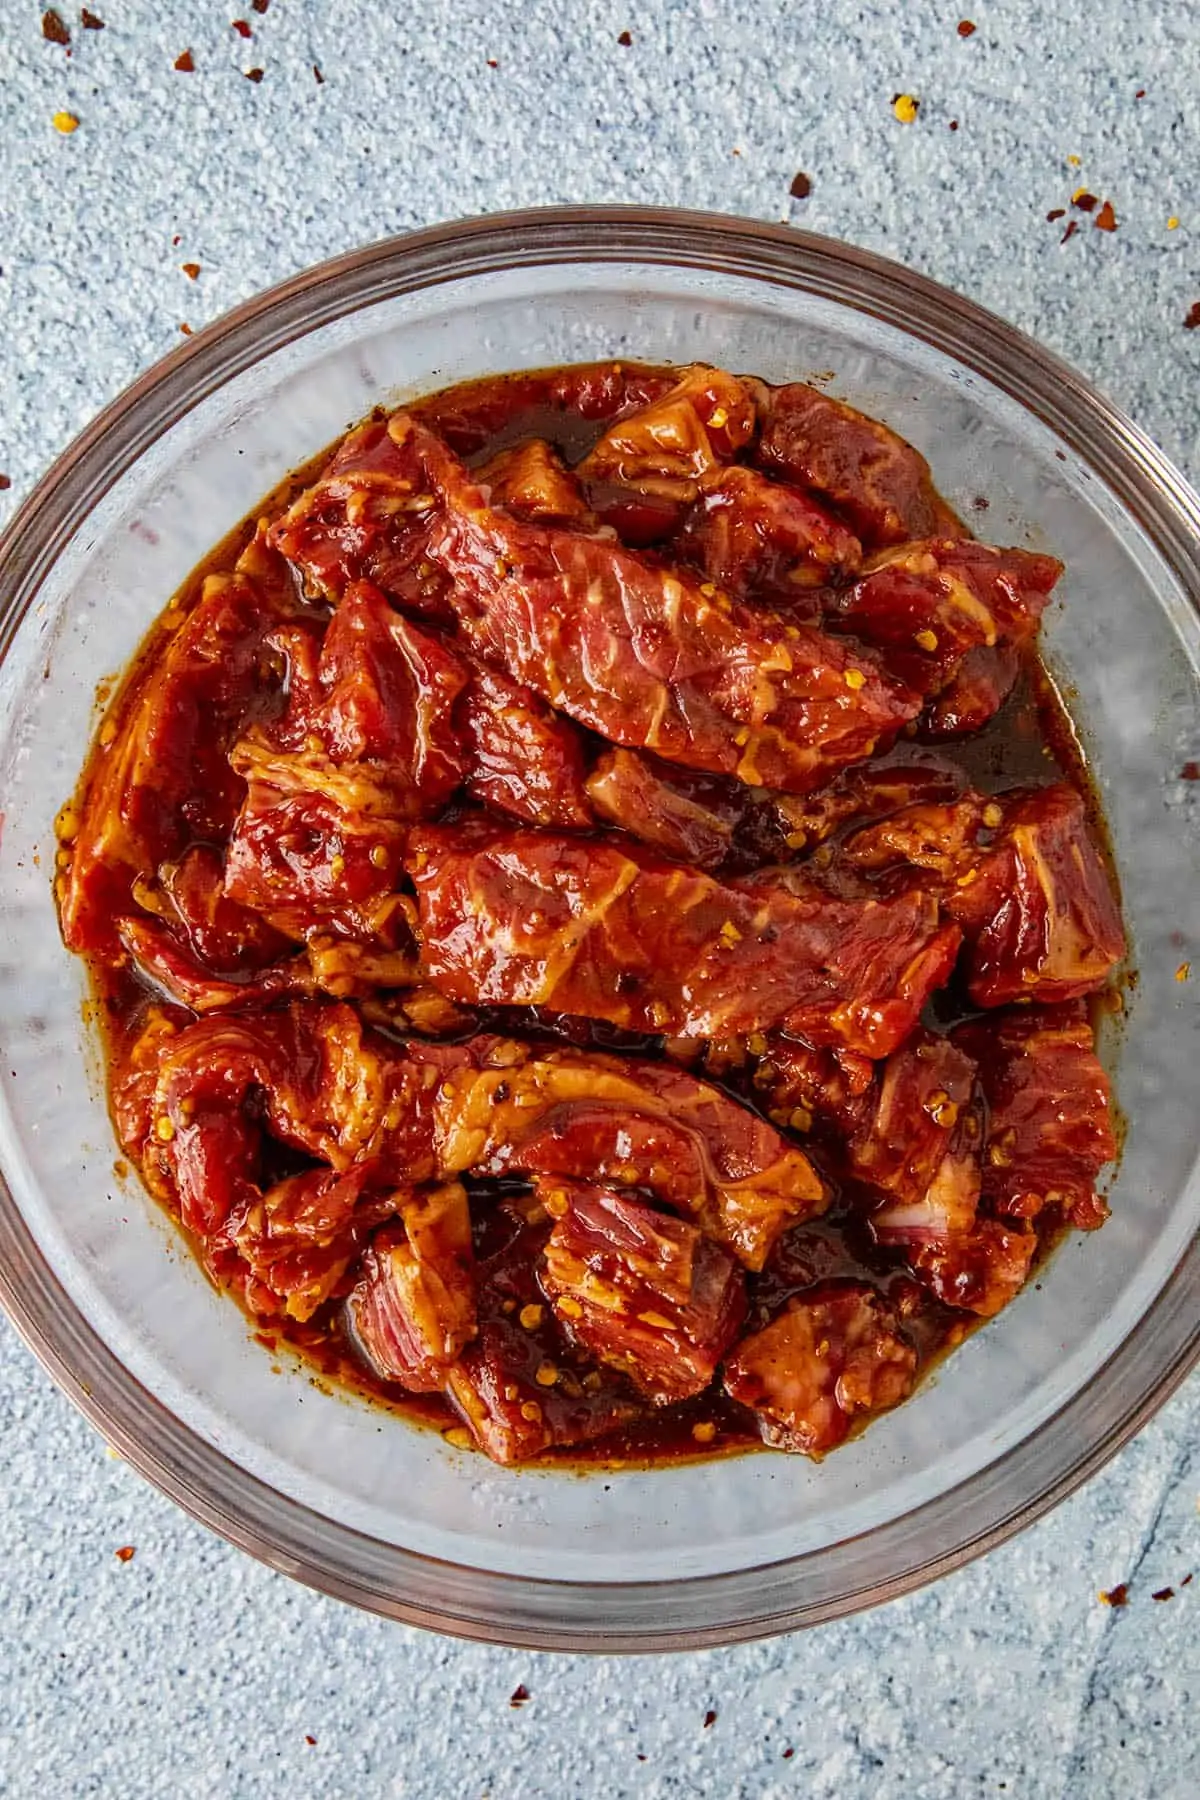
0, 207, 1197, 1652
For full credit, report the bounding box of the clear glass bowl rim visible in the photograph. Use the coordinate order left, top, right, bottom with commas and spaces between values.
0, 205, 1197, 1652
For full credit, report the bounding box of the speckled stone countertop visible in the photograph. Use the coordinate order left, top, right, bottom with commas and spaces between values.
1, 3, 1197, 1796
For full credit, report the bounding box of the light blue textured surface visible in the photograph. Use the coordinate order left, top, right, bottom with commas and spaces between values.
1, 2, 1198, 1796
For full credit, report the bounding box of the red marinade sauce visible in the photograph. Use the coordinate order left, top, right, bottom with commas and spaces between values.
55, 362, 1126, 1470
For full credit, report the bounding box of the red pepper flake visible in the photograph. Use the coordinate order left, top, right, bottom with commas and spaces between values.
114, 1545, 135, 1562
957, 19, 976, 35
1182, 1573, 1194, 1586
618, 30, 633, 46
1046, 208, 1066, 221
244, 66, 264, 82
703, 1710, 717, 1729
174, 48, 194, 71
181, 262, 201, 280
1072, 191, 1098, 213
509, 1683, 531, 1709
782, 1748, 795, 1761
0, 475, 11, 491
949, 119, 959, 131
486, 58, 499, 68
1094, 200, 1118, 232
179, 323, 193, 336
171, 234, 181, 245
1061, 220, 1079, 245
1135, 88, 1145, 98
1152, 1586, 1175, 1602
1099, 1582, 1129, 1606
1184, 302, 1200, 330
232, 19, 252, 38
81, 8, 104, 26
42, 10, 70, 44
1180, 762, 1200, 780
789, 171, 812, 199
312, 62, 324, 83
252, 0, 270, 11
304, 1734, 316, 1746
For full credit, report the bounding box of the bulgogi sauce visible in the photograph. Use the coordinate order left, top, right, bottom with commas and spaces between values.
56, 362, 1125, 1468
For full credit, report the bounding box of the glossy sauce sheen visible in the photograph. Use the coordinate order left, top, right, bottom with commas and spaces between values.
62, 363, 1123, 1470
